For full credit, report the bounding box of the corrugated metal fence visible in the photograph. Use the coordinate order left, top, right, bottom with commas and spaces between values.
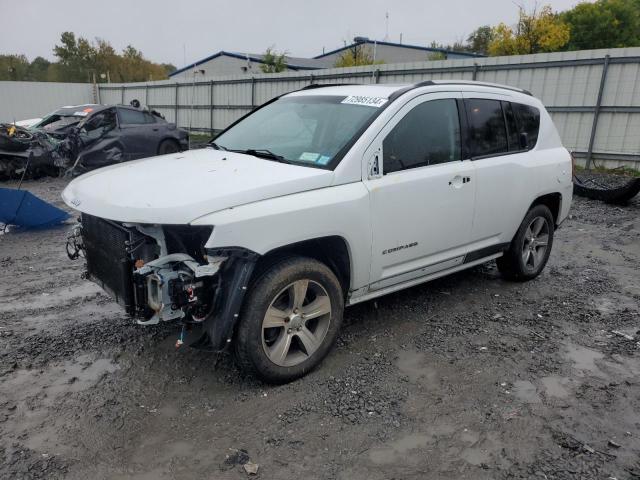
3, 48, 638, 168
0, 81, 96, 123
98, 47, 640, 168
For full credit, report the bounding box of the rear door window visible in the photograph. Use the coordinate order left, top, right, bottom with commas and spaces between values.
512, 103, 541, 149
143, 112, 157, 124
464, 99, 508, 158
118, 108, 147, 125
383, 99, 461, 174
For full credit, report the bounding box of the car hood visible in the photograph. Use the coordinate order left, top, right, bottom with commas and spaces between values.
62, 149, 334, 224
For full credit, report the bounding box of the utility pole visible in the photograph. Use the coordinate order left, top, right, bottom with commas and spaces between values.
385, 12, 389, 41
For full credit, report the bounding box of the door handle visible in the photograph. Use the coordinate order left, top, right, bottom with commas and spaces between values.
448, 175, 471, 188
448, 175, 463, 188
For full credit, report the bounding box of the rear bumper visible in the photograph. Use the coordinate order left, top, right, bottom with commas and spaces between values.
557, 183, 573, 227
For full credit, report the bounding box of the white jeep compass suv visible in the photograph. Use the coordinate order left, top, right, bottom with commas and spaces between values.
63, 81, 573, 383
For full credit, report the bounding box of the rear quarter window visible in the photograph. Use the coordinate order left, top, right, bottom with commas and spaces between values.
512, 103, 541, 149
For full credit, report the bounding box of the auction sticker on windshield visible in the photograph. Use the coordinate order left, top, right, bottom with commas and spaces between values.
299, 152, 333, 165
341, 96, 388, 108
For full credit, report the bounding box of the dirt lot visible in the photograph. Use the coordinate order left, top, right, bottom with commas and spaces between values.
1, 177, 639, 480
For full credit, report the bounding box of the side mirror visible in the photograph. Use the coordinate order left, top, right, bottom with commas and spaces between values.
519, 132, 529, 150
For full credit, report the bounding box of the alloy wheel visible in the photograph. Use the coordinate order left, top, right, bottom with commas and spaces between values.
521, 216, 550, 272
261, 279, 332, 367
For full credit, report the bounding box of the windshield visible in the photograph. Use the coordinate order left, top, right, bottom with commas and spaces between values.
212, 95, 384, 168
34, 114, 83, 132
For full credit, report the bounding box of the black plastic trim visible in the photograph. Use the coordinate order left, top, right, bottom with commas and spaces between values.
456, 98, 471, 160
301, 83, 360, 90
463, 243, 510, 264
191, 247, 260, 352
411, 80, 532, 96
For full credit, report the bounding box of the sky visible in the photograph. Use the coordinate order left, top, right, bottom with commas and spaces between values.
1, 0, 586, 68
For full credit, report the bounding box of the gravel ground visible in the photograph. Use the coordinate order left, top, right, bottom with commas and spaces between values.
1, 177, 639, 480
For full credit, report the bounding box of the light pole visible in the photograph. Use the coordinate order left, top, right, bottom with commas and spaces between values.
188, 68, 205, 150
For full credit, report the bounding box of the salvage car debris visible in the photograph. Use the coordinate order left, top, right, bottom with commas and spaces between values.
611, 330, 636, 341
62, 81, 573, 383
0, 102, 188, 179
573, 172, 640, 204
243, 462, 259, 475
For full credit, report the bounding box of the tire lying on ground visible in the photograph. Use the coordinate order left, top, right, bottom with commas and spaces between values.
573, 175, 640, 205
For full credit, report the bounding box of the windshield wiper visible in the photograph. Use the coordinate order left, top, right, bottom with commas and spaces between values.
209, 141, 227, 151
237, 148, 290, 164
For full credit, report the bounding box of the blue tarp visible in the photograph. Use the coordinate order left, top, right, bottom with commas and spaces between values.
0, 187, 69, 229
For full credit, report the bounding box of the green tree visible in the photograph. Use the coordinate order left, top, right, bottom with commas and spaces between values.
0, 54, 30, 80
162, 63, 177, 76
466, 26, 494, 55
260, 47, 288, 73
51, 32, 171, 82
27, 56, 51, 81
561, 0, 640, 50
334, 45, 384, 67
53, 31, 94, 81
489, 5, 570, 55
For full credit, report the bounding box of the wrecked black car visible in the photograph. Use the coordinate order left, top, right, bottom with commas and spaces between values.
0, 104, 189, 179
31, 105, 99, 139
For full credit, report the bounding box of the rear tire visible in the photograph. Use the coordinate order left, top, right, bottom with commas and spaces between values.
497, 204, 554, 281
235, 256, 344, 384
157, 139, 179, 155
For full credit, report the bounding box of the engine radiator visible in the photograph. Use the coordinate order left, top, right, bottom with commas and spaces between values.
81, 214, 136, 314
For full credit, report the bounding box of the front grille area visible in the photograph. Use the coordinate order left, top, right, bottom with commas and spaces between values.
81, 214, 136, 314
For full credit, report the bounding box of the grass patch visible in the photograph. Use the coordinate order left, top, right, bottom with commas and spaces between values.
575, 164, 640, 177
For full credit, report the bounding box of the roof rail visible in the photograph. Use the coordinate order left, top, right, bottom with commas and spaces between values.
301, 83, 361, 90
412, 80, 532, 96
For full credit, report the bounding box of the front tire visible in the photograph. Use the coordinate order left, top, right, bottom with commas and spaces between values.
235, 256, 344, 383
497, 204, 554, 281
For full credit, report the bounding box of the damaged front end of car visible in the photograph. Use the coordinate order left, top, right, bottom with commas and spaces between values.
67, 214, 259, 351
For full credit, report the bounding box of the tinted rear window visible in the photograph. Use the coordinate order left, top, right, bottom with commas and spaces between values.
465, 99, 508, 157
513, 103, 541, 148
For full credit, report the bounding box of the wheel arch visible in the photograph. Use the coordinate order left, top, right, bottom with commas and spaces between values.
254, 236, 352, 297
529, 192, 562, 227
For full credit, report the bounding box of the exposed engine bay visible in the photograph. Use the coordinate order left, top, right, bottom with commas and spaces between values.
0, 123, 71, 179
67, 214, 258, 351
